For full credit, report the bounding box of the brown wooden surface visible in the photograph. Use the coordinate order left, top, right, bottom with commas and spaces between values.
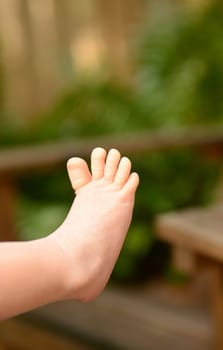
30, 283, 212, 350
211, 266, 223, 350
0, 282, 213, 350
0, 177, 17, 241
172, 246, 196, 273
0, 318, 92, 350
156, 204, 223, 263
156, 204, 223, 350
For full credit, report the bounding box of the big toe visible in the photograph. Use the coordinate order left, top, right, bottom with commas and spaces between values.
67, 157, 91, 192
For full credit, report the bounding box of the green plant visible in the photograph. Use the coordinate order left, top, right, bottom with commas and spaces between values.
26, 80, 150, 144
137, 0, 223, 126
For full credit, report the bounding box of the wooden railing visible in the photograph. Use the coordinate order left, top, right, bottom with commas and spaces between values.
1, 126, 223, 242
1, 126, 223, 175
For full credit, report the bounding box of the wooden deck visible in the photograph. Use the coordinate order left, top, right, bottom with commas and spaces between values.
156, 204, 223, 263
0, 318, 93, 350
25, 282, 213, 350
155, 204, 223, 350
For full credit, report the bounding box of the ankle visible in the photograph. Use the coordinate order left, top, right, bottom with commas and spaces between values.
47, 233, 93, 302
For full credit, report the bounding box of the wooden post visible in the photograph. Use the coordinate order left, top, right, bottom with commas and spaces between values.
96, 0, 131, 83
212, 265, 223, 350
172, 245, 196, 274
0, 177, 17, 241
17, 0, 44, 117
53, 0, 74, 82
96, 0, 146, 84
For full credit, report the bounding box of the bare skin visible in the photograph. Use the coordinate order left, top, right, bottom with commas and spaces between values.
0, 148, 139, 319
52, 147, 139, 301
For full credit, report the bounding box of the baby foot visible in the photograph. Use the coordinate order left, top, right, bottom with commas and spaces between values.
51, 148, 139, 302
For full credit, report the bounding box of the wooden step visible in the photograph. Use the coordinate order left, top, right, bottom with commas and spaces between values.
0, 318, 92, 350
28, 283, 213, 350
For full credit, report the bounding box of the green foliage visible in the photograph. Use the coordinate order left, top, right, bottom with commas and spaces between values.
112, 223, 154, 281
137, 0, 223, 126
17, 197, 69, 241
26, 80, 150, 144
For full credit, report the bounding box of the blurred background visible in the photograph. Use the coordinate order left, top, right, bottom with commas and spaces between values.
1, 0, 223, 349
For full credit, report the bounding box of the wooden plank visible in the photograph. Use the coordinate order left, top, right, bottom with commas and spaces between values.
172, 246, 196, 273
53, 0, 74, 79
96, 0, 130, 81
0, 0, 32, 116
19, 0, 40, 114
29, 285, 212, 350
156, 205, 223, 263
0, 318, 91, 350
0, 126, 223, 175
0, 177, 17, 241
211, 266, 223, 350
